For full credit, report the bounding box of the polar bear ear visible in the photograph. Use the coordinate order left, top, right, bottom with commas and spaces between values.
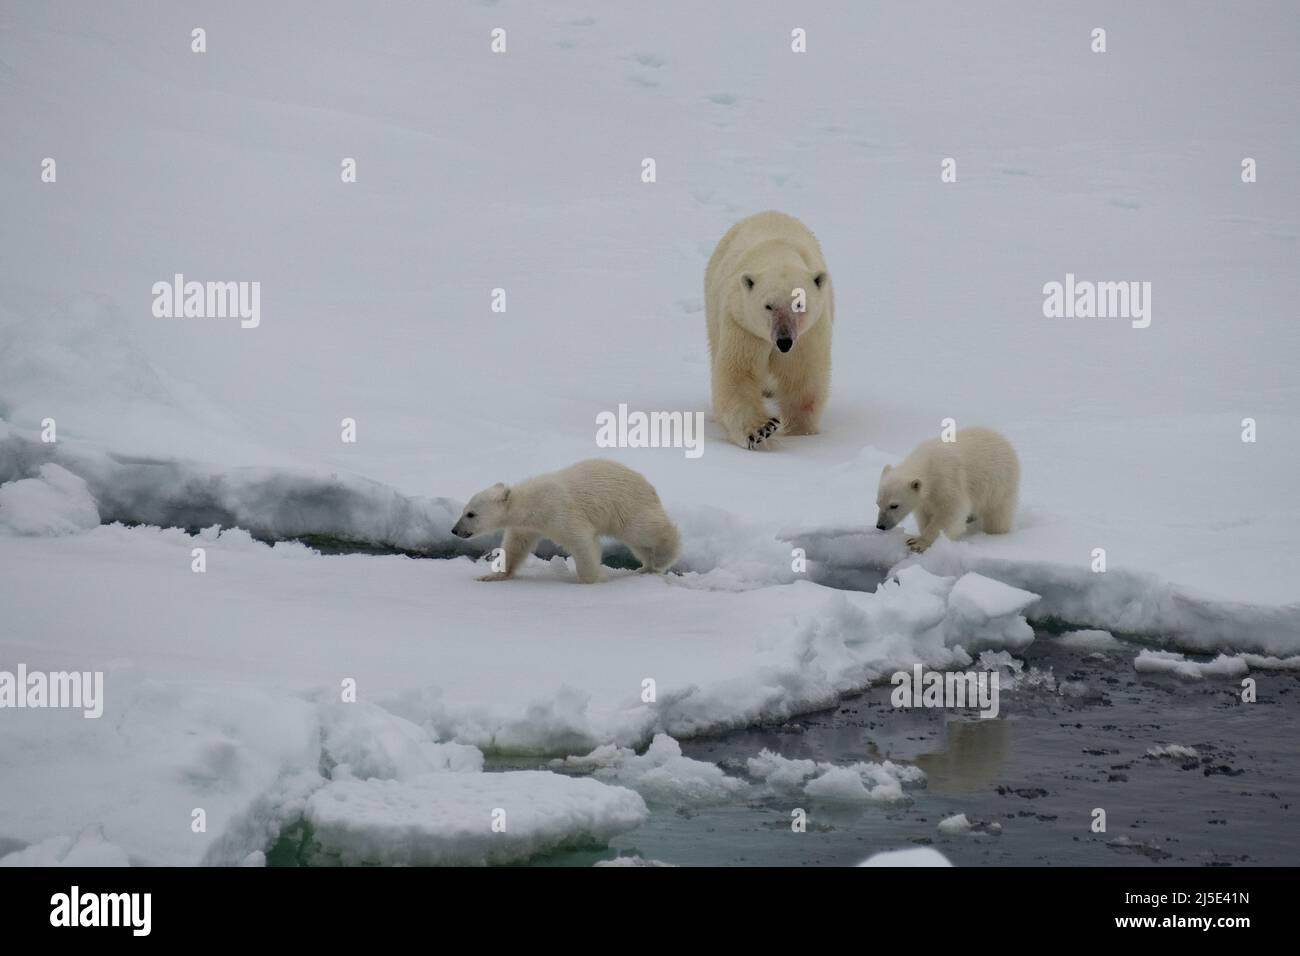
490, 482, 509, 501
741, 274, 755, 291
910, 479, 922, 492
813, 271, 826, 289
880, 464, 892, 478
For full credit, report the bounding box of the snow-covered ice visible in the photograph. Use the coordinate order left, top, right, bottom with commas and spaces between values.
0, 463, 99, 536
1134, 650, 1251, 681
937, 813, 974, 835
857, 848, 953, 868
1147, 744, 1200, 760
747, 749, 926, 804
1, 0, 1297, 865
551, 734, 747, 806
304, 772, 647, 867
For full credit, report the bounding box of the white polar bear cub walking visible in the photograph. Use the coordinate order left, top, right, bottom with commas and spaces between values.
875, 427, 1020, 554
705, 211, 833, 450
450, 459, 680, 583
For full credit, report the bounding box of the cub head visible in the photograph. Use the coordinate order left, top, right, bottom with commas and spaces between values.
451, 483, 510, 538
737, 265, 829, 353
875, 464, 922, 531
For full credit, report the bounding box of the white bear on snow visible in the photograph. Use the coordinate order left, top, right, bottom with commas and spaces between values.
450, 459, 680, 583
875, 427, 1020, 553
704, 211, 833, 450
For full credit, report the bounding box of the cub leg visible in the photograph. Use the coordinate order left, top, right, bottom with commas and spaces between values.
565, 533, 607, 584
626, 523, 681, 574
914, 507, 932, 536
907, 500, 971, 553
981, 499, 1015, 535
477, 530, 539, 582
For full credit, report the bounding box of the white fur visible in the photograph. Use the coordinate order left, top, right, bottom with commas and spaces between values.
875, 427, 1020, 553
704, 211, 833, 450
451, 459, 680, 583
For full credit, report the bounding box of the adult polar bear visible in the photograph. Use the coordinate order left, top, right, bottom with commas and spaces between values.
705, 211, 833, 450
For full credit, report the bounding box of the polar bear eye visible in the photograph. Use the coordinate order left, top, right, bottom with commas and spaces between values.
889, 504, 899, 510
765, 304, 773, 311
467, 511, 476, 519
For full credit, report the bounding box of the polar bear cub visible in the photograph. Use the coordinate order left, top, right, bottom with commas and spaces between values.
875, 427, 1020, 554
450, 459, 680, 583
705, 211, 833, 450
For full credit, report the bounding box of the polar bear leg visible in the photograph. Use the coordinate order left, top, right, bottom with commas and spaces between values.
502, 530, 539, 574
713, 326, 782, 450
908, 503, 969, 553
565, 533, 607, 584
626, 522, 680, 574
772, 339, 828, 437
981, 499, 1015, 534
476, 530, 539, 581
714, 372, 780, 449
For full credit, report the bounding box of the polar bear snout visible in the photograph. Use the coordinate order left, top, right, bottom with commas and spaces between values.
770, 311, 797, 352
451, 523, 472, 538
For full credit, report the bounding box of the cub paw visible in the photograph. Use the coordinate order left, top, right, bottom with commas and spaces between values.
745, 417, 781, 450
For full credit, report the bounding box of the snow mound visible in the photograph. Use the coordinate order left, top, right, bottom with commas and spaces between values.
747, 749, 925, 804
0, 424, 467, 555
554, 733, 746, 805
942, 570, 1038, 651
1056, 629, 1122, 651
937, 813, 973, 834
909, 544, 1300, 657
319, 699, 484, 780
1148, 744, 1200, 759
0, 680, 322, 866
1134, 650, 1250, 680
857, 847, 953, 867
0, 463, 98, 535
1240, 653, 1300, 671
303, 771, 647, 866
936, 812, 1001, 836
594, 855, 676, 867
0, 831, 132, 867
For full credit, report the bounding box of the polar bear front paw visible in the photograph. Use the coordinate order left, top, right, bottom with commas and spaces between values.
746, 417, 781, 450
906, 537, 930, 554
476, 572, 512, 582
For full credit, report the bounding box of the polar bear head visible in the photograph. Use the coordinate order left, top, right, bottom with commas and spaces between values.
737, 266, 829, 353
875, 464, 922, 531
451, 483, 510, 538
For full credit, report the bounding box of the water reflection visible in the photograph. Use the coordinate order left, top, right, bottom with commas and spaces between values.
916, 717, 1010, 794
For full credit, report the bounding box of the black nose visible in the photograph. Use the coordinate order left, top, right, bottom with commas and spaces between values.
876, 523, 886, 531
776, 337, 793, 353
